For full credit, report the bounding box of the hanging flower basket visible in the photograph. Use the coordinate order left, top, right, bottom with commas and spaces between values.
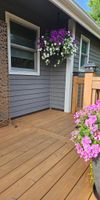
38, 28, 77, 67
70, 100, 100, 199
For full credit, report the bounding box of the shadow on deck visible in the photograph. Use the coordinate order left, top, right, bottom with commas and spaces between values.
0, 109, 95, 200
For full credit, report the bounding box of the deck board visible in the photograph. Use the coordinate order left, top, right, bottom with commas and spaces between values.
89, 193, 96, 200
0, 109, 94, 200
65, 168, 92, 200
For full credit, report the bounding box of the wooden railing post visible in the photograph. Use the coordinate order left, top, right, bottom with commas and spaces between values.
83, 72, 95, 107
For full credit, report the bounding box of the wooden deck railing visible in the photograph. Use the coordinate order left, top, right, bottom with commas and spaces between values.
72, 72, 100, 113
83, 73, 100, 106
72, 76, 84, 113
92, 77, 100, 104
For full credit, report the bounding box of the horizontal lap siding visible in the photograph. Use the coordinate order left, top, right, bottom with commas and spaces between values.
10, 64, 66, 117
10, 66, 50, 117
50, 64, 66, 110
0, 2, 68, 118
74, 32, 80, 72
74, 23, 100, 72
89, 44, 100, 75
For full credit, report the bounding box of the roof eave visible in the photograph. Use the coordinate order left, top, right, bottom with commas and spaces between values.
49, 0, 100, 39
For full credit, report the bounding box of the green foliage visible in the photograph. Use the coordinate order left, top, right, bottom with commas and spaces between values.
88, 0, 100, 25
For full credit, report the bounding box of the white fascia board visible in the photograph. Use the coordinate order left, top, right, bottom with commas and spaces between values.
49, 0, 100, 39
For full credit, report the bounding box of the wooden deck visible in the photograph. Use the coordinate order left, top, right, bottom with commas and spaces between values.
0, 109, 95, 200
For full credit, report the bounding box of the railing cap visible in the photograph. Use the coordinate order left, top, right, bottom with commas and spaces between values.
82, 63, 96, 73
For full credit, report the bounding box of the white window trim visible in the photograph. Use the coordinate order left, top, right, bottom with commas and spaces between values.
79, 34, 90, 72
6, 11, 40, 76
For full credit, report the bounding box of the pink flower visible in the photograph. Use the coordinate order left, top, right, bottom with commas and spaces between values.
81, 136, 91, 146
90, 124, 98, 133
94, 132, 100, 140
96, 100, 100, 105
91, 144, 100, 158
70, 101, 100, 161
81, 151, 91, 161
85, 115, 97, 127
75, 119, 80, 125
75, 143, 83, 154
70, 130, 79, 141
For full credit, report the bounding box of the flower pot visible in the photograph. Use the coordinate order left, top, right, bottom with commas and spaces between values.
93, 156, 100, 200
93, 184, 100, 200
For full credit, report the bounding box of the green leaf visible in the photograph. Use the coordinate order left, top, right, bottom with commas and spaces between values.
88, 0, 100, 25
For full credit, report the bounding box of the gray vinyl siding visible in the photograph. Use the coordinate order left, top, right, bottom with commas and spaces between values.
89, 42, 100, 75
10, 63, 66, 118
10, 66, 50, 117
50, 64, 66, 110
0, 1, 68, 118
74, 23, 100, 73
0, 6, 51, 118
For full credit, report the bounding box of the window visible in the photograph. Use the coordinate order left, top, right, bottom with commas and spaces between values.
79, 35, 90, 71
6, 12, 40, 75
